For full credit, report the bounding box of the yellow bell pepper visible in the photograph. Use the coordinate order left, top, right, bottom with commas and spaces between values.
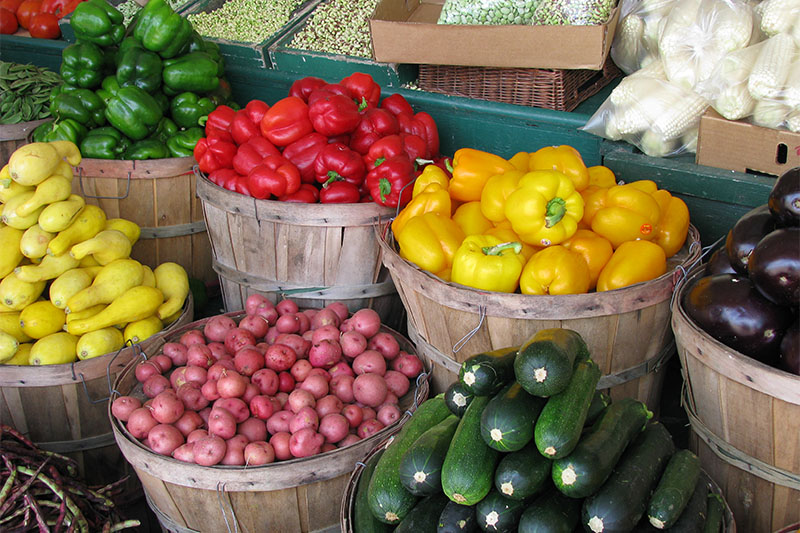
528, 145, 590, 192
596, 240, 667, 291
453, 201, 494, 237
652, 189, 690, 257
504, 170, 584, 247
479, 169, 523, 225
392, 182, 451, 236
519, 245, 591, 295
587, 165, 617, 188
580, 185, 609, 227
562, 229, 614, 290
484, 225, 539, 261
451, 235, 525, 293
395, 212, 465, 279
508, 151, 531, 172
413, 164, 450, 198
449, 148, 515, 203
589, 183, 662, 248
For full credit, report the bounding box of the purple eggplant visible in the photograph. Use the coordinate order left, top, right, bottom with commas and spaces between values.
780, 317, 799, 375
725, 204, 777, 275
768, 167, 800, 227
705, 245, 737, 275
682, 274, 793, 365
748, 227, 800, 307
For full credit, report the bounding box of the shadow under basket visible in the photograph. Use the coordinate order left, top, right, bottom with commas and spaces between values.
417, 58, 621, 112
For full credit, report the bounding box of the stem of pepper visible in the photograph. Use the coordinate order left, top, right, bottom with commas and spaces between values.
545, 197, 567, 228
323, 171, 343, 188
481, 241, 522, 256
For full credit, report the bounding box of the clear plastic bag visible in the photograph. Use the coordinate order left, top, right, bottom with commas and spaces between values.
437, 0, 540, 25
611, 0, 677, 74
529, 0, 617, 25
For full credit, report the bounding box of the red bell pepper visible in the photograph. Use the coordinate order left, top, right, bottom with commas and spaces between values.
289, 76, 327, 103
204, 105, 237, 143
314, 142, 366, 187
308, 93, 361, 137
194, 135, 237, 174
365, 154, 415, 208
340, 72, 380, 110
349, 107, 399, 155
320, 178, 360, 204
280, 183, 320, 203
207, 168, 241, 189
233, 176, 251, 196
327, 133, 350, 146
397, 111, 440, 158
282, 132, 328, 184
363, 133, 428, 170
40, 0, 80, 17
247, 154, 301, 199
231, 100, 269, 145
260, 96, 313, 147
380, 93, 414, 117
232, 136, 281, 176
307, 83, 350, 106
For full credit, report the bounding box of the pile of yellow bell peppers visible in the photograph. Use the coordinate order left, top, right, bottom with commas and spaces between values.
392, 145, 691, 295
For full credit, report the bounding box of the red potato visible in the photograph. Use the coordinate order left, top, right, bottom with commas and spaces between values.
290, 359, 313, 382
152, 354, 173, 373
367, 332, 401, 360
311, 324, 340, 345
289, 428, 324, 458
296, 312, 311, 335
217, 371, 247, 398
193, 435, 227, 466
250, 395, 275, 420
207, 360, 236, 381
315, 395, 343, 418
143, 374, 170, 398
238, 314, 269, 339
244, 441, 275, 466
330, 374, 355, 403
198, 407, 212, 426
162, 342, 188, 366
361, 406, 376, 421
187, 429, 208, 444
310, 308, 340, 330
213, 398, 250, 423
256, 304, 280, 326
265, 326, 281, 344
384, 392, 399, 405
179, 329, 206, 347
177, 383, 209, 411
377, 404, 402, 427
328, 362, 354, 379
127, 407, 158, 439
341, 404, 363, 428
174, 410, 204, 437
135, 360, 162, 383
203, 315, 237, 343
111, 396, 141, 422
270, 432, 292, 460
339, 318, 354, 333
245, 293, 272, 315
207, 342, 228, 361
302, 330, 314, 343
266, 410, 293, 435
326, 302, 349, 323
391, 352, 424, 378
255, 342, 269, 354
301, 308, 317, 322
338, 433, 361, 448
383, 370, 410, 398
308, 339, 342, 369
319, 413, 349, 443
352, 373, 388, 407
265, 343, 297, 372
306, 368, 331, 382
184, 365, 209, 386
350, 308, 381, 339
275, 299, 299, 316
169, 366, 188, 390
224, 327, 257, 355
274, 393, 288, 410
275, 313, 301, 334
340, 331, 367, 358
352, 350, 387, 376
289, 406, 319, 433
187, 344, 214, 369
299, 374, 329, 399
234, 346, 265, 376
172, 442, 195, 463
278, 372, 296, 393
287, 388, 316, 413
222, 435, 248, 465
147, 424, 184, 456
150, 390, 185, 424
238, 417, 267, 442
207, 408, 237, 439
243, 383, 259, 404
251, 368, 279, 396
357, 419, 385, 439
201, 380, 221, 402
321, 442, 337, 453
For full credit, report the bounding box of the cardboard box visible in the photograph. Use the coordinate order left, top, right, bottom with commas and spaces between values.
696, 109, 800, 178
368, 0, 619, 70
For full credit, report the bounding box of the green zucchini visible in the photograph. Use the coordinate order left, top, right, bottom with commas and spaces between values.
585, 390, 612, 427
399, 415, 460, 496
353, 448, 392, 533
666, 479, 709, 533
646, 449, 701, 529
581, 421, 676, 533
441, 394, 500, 505
458, 346, 518, 396
494, 440, 552, 501
534, 357, 601, 459
552, 397, 652, 498
444, 381, 475, 418
480, 381, 545, 452
475, 488, 526, 533
395, 492, 451, 533
367, 396, 452, 524
438, 500, 479, 533
513, 328, 589, 398
517, 489, 582, 533
702, 493, 725, 533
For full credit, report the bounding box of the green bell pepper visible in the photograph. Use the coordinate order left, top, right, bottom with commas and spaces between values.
80, 127, 131, 160
124, 139, 170, 160
149, 117, 178, 143
50, 87, 106, 128
162, 52, 220, 94
61, 42, 105, 89
166, 126, 203, 158
170, 92, 215, 129
32, 119, 89, 144
116, 44, 163, 94
152, 91, 170, 114
96, 75, 121, 104
133, 0, 193, 59
70, 0, 125, 47
105, 86, 163, 141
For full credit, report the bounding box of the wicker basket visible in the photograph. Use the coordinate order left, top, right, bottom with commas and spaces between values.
417, 58, 621, 112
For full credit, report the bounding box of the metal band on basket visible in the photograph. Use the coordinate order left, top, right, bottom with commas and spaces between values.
139, 220, 207, 239
35, 432, 117, 454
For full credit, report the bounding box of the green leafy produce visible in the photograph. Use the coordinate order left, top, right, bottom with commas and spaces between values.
289, 0, 379, 58
187, 0, 300, 44
0, 62, 63, 125
438, 0, 541, 25
530, 0, 615, 25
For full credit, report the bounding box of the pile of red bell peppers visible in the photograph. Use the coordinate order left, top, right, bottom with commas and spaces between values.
195, 72, 446, 208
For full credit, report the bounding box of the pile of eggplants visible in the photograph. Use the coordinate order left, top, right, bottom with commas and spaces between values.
684, 167, 799, 375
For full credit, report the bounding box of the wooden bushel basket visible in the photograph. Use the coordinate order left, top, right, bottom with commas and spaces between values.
0, 118, 49, 167
195, 169, 404, 328
378, 222, 702, 401
110, 312, 429, 533
0, 295, 193, 487
70, 157, 215, 285
672, 266, 800, 532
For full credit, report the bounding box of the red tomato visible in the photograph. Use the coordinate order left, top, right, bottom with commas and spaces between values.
15, 0, 40, 29
0, 6, 17, 33
28, 10, 58, 38
0, 0, 24, 12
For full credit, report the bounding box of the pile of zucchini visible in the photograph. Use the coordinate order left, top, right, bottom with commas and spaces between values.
354, 328, 729, 533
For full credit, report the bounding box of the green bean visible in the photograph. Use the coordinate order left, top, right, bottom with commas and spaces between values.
187, 0, 300, 43
0, 61, 63, 125
288, 0, 379, 58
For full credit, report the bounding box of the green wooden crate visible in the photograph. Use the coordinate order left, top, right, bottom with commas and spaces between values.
0, 35, 67, 72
